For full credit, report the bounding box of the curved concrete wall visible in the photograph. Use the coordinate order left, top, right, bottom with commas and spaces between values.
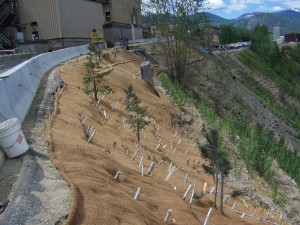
0, 45, 88, 124
0, 45, 88, 165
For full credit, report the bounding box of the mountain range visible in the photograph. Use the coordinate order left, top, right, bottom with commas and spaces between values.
206, 9, 300, 34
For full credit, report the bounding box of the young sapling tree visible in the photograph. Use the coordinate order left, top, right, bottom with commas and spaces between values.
126, 87, 150, 144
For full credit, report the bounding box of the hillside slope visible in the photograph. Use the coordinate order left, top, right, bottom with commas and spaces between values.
182, 50, 300, 223
47, 50, 282, 225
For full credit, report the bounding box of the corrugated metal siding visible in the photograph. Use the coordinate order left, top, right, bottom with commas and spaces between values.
58, 0, 104, 38
18, 0, 61, 40
111, 0, 141, 25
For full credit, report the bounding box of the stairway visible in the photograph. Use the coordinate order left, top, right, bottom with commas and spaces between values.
0, 33, 12, 49
0, 0, 18, 26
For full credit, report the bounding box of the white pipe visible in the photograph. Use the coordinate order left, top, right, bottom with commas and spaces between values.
164, 209, 172, 224
203, 208, 213, 225
134, 187, 141, 200
183, 184, 192, 200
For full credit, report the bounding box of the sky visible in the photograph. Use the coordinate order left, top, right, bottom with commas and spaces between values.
206, 0, 300, 19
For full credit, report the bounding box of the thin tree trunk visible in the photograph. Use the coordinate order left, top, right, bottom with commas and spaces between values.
220, 172, 225, 212
214, 173, 218, 208
137, 116, 140, 144
93, 77, 97, 101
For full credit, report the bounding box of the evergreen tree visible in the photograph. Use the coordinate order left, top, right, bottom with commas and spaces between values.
199, 129, 221, 208
83, 54, 113, 101
126, 87, 150, 144
216, 150, 231, 212
199, 129, 231, 210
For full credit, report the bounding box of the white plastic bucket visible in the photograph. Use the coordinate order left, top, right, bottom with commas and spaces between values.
0, 118, 29, 158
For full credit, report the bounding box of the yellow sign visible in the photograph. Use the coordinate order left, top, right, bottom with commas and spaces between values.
91, 31, 105, 43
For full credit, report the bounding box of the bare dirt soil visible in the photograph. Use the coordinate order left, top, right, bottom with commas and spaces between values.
48, 49, 284, 225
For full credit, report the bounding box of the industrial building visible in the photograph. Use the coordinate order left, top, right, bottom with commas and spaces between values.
284, 33, 300, 43
102, 0, 142, 44
274, 27, 280, 40
0, 0, 142, 49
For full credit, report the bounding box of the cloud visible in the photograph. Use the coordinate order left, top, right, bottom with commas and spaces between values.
206, 0, 227, 10
267, 0, 300, 8
272, 6, 284, 11
207, 0, 248, 12
225, 4, 247, 12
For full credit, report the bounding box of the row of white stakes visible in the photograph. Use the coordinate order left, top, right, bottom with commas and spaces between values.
80, 84, 214, 224
231, 201, 279, 225
113, 141, 216, 224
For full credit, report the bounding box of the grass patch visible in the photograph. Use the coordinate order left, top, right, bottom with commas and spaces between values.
238, 50, 300, 132
159, 72, 300, 191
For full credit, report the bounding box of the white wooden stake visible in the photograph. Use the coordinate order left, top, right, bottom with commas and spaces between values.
174, 131, 178, 137
178, 138, 181, 145
96, 99, 101, 107
163, 144, 167, 149
243, 199, 248, 208
189, 189, 195, 205
203, 208, 213, 225
156, 127, 159, 136
184, 173, 189, 183
165, 166, 177, 181
168, 162, 173, 172
134, 187, 142, 200
131, 148, 140, 161
232, 201, 237, 209
155, 144, 160, 150
210, 187, 215, 194
131, 144, 141, 161
164, 209, 172, 224
88, 130, 96, 143
81, 116, 88, 125
183, 184, 192, 200
139, 156, 144, 168
147, 162, 155, 175
158, 160, 164, 166
114, 171, 121, 181
141, 163, 144, 177
103, 110, 107, 118
223, 196, 229, 203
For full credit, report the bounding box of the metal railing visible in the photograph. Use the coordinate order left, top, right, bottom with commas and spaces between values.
0, 33, 12, 49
